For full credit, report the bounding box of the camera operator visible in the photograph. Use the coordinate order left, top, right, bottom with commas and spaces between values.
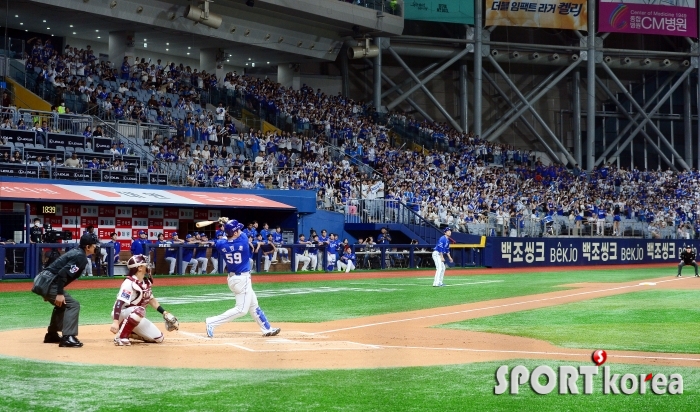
30, 218, 44, 270
82, 225, 99, 276
43, 223, 64, 266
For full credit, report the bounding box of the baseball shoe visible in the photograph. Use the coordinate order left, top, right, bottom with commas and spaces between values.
263, 328, 281, 337
271, 260, 278, 263
113, 337, 131, 346
44, 332, 61, 344
59, 335, 83, 348
206, 322, 214, 338
695, 274, 699, 278
677, 274, 682, 277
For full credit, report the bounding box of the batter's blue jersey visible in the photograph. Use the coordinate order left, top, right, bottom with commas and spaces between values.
216, 236, 251, 273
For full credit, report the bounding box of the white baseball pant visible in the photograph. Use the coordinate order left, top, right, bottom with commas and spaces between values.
316, 251, 324, 270
326, 253, 336, 270
273, 247, 289, 262
337, 260, 355, 273
116, 306, 164, 343
205, 273, 276, 334
597, 219, 605, 236
295, 253, 310, 271
209, 256, 219, 274
262, 255, 273, 271
196, 257, 209, 274
309, 254, 318, 271
432, 250, 445, 286
182, 258, 198, 274
165, 257, 176, 274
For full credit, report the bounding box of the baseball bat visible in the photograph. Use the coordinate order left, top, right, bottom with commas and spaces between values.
196, 220, 217, 228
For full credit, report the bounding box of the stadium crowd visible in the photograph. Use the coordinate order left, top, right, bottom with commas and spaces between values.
4, 39, 700, 238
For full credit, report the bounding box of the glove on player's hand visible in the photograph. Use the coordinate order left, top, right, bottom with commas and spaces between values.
163, 311, 179, 331
218, 217, 230, 224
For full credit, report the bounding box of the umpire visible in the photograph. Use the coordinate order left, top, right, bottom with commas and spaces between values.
41, 234, 98, 347
677, 245, 699, 278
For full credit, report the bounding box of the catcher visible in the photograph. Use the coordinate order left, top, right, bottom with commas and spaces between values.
110, 254, 179, 346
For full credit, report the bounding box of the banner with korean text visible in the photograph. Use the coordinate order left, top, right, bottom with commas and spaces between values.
599, 0, 697, 37
405, 0, 475, 24
484, 237, 698, 268
485, 0, 587, 29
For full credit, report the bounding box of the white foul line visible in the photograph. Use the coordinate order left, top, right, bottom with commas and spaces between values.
348, 280, 504, 287
374, 344, 700, 362
311, 277, 684, 335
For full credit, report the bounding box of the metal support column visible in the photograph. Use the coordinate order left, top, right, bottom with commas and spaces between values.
603, 67, 693, 165
595, 74, 676, 165
487, 55, 576, 164
483, 68, 565, 138
373, 37, 382, 111
381, 62, 440, 99
386, 48, 470, 110
684, 75, 692, 167
387, 47, 463, 131
482, 70, 560, 162
460, 63, 468, 131
486, 60, 582, 142
364, 58, 434, 122
586, 0, 596, 171
341, 45, 349, 97
601, 64, 692, 170
474, 0, 483, 137
595, 77, 677, 170
573, 69, 582, 166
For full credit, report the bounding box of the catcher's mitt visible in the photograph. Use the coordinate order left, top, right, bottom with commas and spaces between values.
163, 311, 179, 331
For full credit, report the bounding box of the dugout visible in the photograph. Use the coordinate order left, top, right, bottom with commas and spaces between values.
0, 178, 312, 279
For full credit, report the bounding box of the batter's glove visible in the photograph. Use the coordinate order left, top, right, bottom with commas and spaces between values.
218, 217, 230, 224
163, 311, 179, 331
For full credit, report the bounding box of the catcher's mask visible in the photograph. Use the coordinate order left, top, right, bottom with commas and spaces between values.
127, 254, 153, 280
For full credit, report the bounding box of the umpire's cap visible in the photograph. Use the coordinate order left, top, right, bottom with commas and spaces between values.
79, 234, 98, 248
686, 245, 693, 249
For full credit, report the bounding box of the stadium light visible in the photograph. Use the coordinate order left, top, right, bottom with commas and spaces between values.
184, 0, 222, 29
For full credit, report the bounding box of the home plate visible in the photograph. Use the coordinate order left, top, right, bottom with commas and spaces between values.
639, 282, 657, 286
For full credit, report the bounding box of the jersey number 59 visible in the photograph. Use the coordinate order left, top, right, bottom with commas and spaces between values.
225, 252, 243, 264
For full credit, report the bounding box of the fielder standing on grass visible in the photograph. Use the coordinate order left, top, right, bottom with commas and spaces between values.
110, 254, 179, 346
432, 227, 453, 287
677, 245, 699, 277
205, 219, 281, 338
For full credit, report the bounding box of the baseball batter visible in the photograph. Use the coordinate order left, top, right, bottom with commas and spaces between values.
205, 219, 281, 338
110, 254, 179, 346
432, 227, 453, 287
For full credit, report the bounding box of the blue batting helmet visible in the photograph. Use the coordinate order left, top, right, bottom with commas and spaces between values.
224, 219, 240, 236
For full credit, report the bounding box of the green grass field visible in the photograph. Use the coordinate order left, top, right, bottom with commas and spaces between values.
443, 289, 700, 354
0, 267, 697, 411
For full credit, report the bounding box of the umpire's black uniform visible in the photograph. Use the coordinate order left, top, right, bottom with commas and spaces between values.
42, 235, 96, 347
677, 247, 698, 277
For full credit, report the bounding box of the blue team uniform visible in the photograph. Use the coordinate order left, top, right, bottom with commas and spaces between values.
216, 235, 251, 274
434, 235, 450, 254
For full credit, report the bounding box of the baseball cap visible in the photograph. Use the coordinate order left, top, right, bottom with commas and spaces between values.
215, 230, 224, 237
443, 227, 452, 233
171, 232, 179, 237
186, 234, 193, 239
138, 230, 147, 235
201, 233, 208, 238
79, 234, 97, 247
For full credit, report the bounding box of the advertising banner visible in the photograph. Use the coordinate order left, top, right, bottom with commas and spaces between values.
46, 133, 86, 150
405, 0, 475, 24
484, 237, 699, 268
485, 0, 588, 29
599, 0, 697, 37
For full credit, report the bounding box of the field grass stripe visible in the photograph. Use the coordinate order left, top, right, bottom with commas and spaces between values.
311, 277, 683, 335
